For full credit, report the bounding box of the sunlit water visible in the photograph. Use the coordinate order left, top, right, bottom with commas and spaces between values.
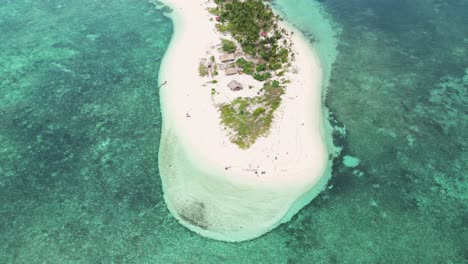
0, 0, 465, 262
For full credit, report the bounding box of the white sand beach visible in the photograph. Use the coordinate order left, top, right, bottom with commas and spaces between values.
158, 0, 333, 242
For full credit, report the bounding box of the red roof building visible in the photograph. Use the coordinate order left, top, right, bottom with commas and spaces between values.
260, 31, 267, 37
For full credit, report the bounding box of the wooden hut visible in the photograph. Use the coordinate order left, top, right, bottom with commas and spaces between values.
225, 68, 237, 76
219, 53, 235, 63
228, 80, 243, 91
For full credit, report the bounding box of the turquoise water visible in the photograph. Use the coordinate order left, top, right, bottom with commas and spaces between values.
1, 0, 466, 263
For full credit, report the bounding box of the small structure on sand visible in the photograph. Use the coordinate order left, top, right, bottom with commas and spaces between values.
228, 80, 243, 91
219, 53, 235, 63
225, 68, 237, 76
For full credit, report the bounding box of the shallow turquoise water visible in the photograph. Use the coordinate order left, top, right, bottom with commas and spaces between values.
0, 0, 466, 263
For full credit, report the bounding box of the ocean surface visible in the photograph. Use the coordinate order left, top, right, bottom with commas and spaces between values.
0, 0, 466, 263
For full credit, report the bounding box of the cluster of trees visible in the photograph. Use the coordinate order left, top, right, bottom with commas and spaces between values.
236, 58, 271, 82
236, 58, 272, 81
236, 58, 254, 74
216, 0, 273, 51
253, 71, 272, 81
214, 0, 290, 78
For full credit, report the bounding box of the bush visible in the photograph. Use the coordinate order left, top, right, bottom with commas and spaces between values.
253, 72, 271, 81
216, 23, 230, 32
279, 48, 289, 63
269, 62, 282, 71
243, 45, 257, 55
198, 63, 208, 77
275, 30, 282, 39
259, 50, 271, 61
236, 58, 254, 75
272, 80, 280, 88
209, 8, 220, 15
222, 39, 237, 53
256, 63, 266, 72
253, 107, 266, 116
236, 58, 246, 65
244, 68, 254, 75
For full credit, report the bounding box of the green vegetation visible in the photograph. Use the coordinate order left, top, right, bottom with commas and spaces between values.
215, 0, 274, 53
253, 107, 266, 116
278, 47, 289, 62
236, 58, 272, 81
198, 63, 209, 77
256, 63, 266, 72
236, 58, 254, 75
213, 0, 293, 148
219, 81, 285, 149
211, 80, 218, 84
222, 39, 237, 53
214, 0, 292, 70
253, 72, 271, 81
216, 23, 230, 33
208, 7, 220, 15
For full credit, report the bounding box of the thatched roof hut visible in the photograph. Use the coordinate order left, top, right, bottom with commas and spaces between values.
225, 68, 237, 76
219, 53, 235, 63
228, 80, 243, 91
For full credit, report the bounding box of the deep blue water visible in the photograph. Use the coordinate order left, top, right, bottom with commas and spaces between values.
0, 0, 466, 263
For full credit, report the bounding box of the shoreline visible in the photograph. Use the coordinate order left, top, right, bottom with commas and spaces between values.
158, 0, 336, 242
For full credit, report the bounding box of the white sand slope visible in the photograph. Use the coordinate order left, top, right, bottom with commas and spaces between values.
158, 0, 333, 242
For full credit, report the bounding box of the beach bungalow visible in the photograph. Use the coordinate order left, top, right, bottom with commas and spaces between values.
225, 68, 237, 76
228, 80, 243, 91
215, 16, 221, 22
219, 53, 235, 63
260, 31, 268, 37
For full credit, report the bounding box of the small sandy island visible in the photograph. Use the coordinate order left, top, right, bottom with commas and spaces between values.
157, 0, 334, 242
